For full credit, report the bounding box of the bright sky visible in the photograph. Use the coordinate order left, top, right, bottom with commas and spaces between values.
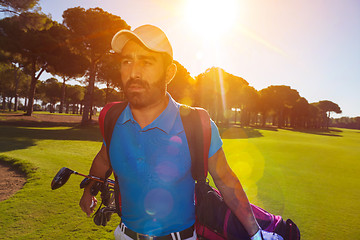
36, 0, 360, 117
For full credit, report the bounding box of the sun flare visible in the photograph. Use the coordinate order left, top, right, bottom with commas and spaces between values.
184, 0, 239, 38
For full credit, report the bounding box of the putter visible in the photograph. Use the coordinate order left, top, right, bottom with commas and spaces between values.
51, 167, 115, 190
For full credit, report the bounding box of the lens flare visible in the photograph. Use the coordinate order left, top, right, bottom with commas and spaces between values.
144, 188, 174, 218
222, 139, 265, 202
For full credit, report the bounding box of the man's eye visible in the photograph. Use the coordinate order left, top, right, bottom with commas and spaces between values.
121, 60, 131, 65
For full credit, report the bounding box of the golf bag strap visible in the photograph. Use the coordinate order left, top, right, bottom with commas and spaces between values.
100, 101, 128, 217
99, 102, 122, 139
100, 101, 128, 160
179, 106, 211, 181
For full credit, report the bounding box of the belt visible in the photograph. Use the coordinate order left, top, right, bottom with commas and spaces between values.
119, 221, 194, 240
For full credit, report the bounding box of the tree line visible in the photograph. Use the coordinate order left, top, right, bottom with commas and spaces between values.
169, 66, 343, 129
0, 0, 348, 129
0, 1, 128, 123
0, 75, 123, 114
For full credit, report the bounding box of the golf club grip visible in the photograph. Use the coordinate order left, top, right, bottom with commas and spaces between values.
74, 172, 115, 186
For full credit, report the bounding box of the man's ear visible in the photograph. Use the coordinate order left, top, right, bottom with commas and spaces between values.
165, 63, 177, 85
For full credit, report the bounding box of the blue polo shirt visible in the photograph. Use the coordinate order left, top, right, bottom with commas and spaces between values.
109, 94, 222, 236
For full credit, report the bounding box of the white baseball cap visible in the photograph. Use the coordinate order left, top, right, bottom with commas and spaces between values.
111, 24, 173, 59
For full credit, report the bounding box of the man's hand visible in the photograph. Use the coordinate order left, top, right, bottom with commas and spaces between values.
79, 143, 110, 216
79, 190, 98, 217
251, 229, 284, 240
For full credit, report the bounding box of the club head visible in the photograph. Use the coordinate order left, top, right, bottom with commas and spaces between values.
51, 167, 74, 190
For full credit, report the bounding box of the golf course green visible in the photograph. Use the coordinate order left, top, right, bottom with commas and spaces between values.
0, 122, 359, 239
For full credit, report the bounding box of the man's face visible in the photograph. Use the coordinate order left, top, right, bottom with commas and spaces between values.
120, 40, 168, 109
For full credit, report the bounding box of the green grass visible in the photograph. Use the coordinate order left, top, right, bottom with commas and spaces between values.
0, 124, 359, 239
220, 127, 360, 239
0, 125, 117, 239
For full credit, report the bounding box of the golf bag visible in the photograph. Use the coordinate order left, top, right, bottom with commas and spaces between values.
99, 102, 300, 240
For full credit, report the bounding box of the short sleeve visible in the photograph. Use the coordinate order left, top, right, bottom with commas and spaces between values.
208, 119, 223, 158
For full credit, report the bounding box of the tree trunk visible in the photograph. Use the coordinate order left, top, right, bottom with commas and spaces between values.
8, 97, 13, 111
278, 109, 284, 128
65, 101, 69, 114
81, 60, 96, 125
26, 60, 37, 116
13, 66, 19, 111
59, 77, 67, 113
24, 97, 28, 112
26, 60, 46, 116
1, 95, 5, 111
261, 112, 267, 127
105, 83, 110, 104
326, 111, 330, 130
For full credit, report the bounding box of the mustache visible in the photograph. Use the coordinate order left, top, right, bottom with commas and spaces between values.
124, 78, 150, 90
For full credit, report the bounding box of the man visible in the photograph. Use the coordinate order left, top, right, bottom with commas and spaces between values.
80, 24, 281, 240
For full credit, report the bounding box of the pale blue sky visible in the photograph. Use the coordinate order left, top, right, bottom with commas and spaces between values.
32, 1, 360, 117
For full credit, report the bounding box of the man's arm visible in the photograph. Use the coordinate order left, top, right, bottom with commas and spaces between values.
208, 147, 260, 237
79, 143, 111, 216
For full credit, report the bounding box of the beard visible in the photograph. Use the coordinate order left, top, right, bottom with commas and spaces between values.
123, 75, 167, 109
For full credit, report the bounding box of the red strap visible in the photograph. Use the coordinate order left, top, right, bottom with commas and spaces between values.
99, 102, 122, 139
197, 108, 211, 178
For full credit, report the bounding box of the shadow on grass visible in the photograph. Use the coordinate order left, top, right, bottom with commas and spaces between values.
219, 126, 264, 139
285, 128, 343, 137
0, 124, 102, 153
0, 119, 85, 128
0, 155, 34, 177
218, 124, 344, 139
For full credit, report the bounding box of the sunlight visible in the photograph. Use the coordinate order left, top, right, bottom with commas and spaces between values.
183, 0, 241, 111
184, 0, 239, 39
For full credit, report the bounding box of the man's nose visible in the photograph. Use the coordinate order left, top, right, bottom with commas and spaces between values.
130, 61, 142, 79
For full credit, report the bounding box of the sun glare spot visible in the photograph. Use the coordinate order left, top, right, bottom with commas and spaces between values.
196, 51, 203, 60
184, 0, 239, 38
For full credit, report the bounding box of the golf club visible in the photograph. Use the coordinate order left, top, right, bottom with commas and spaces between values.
51, 167, 115, 190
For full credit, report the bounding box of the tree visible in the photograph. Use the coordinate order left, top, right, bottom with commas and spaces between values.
0, 0, 39, 15
0, 63, 12, 110
0, 13, 72, 115
66, 85, 84, 114
0, 62, 30, 111
62, 7, 129, 124
291, 97, 309, 128
237, 85, 259, 126
93, 87, 105, 109
195, 67, 248, 124
167, 60, 195, 105
259, 85, 300, 127
42, 78, 61, 113
96, 53, 122, 104
308, 103, 323, 128
48, 43, 88, 113
331, 116, 360, 130
314, 100, 342, 129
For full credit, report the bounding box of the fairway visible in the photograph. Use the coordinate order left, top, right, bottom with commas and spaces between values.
0, 123, 359, 239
